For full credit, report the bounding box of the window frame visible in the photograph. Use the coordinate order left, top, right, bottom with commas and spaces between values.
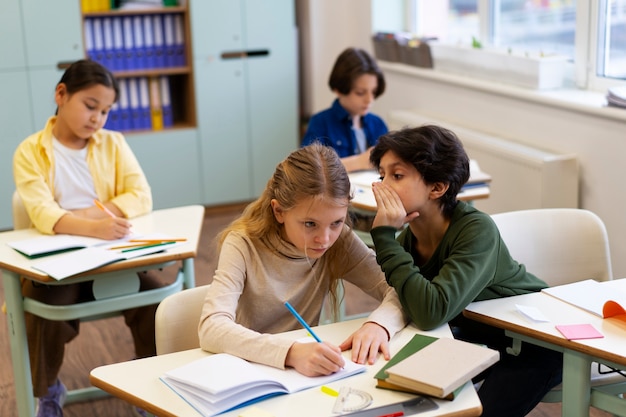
400, 0, 625, 93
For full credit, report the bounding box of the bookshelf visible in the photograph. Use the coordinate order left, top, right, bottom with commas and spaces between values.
0, 0, 298, 229
80, 3, 196, 132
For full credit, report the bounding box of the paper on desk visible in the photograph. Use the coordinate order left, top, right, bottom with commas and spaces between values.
31, 234, 188, 280
555, 323, 604, 340
516, 304, 550, 323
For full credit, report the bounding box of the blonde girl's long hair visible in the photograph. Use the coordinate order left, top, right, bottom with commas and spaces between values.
217, 143, 353, 319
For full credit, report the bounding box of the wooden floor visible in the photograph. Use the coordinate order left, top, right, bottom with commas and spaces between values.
0, 203, 611, 417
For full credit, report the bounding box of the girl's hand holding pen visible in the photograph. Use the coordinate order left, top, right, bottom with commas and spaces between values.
95, 217, 132, 240
92, 199, 131, 239
285, 341, 345, 377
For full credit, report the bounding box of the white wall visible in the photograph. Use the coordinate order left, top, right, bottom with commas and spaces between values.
299, 3, 626, 278
296, 0, 372, 117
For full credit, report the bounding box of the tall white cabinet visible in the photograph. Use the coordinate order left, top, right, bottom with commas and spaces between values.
0, 0, 298, 229
0, 0, 84, 229
191, 0, 299, 202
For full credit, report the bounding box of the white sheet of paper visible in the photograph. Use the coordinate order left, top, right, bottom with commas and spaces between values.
516, 304, 550, 322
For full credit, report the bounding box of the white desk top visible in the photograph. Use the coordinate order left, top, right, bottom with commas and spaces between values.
464, 279, 626, 368
0, 205, 205, 284
90, 318, 482, 417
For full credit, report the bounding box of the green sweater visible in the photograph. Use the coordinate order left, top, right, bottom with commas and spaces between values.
371, 201, 547, 330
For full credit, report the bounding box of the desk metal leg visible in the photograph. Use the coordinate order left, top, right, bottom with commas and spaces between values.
3, 270, 35, 417
561, 350, 592, 417
182, 258, 195, 289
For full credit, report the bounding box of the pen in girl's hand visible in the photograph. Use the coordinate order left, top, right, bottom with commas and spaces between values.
284, 301, 322, 342
94, 199, 116, 218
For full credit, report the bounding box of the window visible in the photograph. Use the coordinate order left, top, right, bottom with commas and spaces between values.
377, 0, 626, 91
596, 0, 626, 80
490, 0, 576, 58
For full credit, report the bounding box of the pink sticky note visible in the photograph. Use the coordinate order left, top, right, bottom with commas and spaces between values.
555, 324, 604, 340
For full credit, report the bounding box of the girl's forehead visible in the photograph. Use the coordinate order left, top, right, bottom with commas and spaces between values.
293, 195, 349, 213
71, 84, 116, 105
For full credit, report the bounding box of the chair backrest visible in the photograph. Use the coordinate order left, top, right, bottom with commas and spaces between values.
12, 190, 31, 230
154, 285, 210, 355
491, 208, 613, 287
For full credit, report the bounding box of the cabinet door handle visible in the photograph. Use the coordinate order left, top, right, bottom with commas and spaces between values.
221, 49, 269, 59
56, 61, 75, 70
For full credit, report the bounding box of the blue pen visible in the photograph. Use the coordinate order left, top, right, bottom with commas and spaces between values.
284, 301, 322, 342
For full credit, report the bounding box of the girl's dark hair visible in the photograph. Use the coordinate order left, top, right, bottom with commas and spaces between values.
58, 59, 119, 101
328, 48, 385, 98
370, 125, 470, 217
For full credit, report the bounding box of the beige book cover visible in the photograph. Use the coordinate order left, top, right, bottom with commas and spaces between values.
384, 337, 499, 399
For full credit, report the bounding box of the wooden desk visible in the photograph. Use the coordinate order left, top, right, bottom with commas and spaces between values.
90, 318, 483, 417
464, 279, 626, 417
1, 205, 204, 417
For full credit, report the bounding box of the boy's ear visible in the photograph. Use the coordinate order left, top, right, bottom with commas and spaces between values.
270, 199, 285, 223
429, 182, 449, 200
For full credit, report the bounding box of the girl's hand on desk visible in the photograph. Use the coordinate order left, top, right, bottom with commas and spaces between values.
339, 321, 390, 365
285, 341, 345, 376
371, 182, 419, 229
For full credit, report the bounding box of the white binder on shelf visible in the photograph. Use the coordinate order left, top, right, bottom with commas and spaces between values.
152, 14, 165, 68
127, 77, 141, 130
149, 76, 163, 130
84, 18, 96, 62
138, 77, 152, 130
117, 78, 131, 131
142, 14, 156, 69
122, 16, 135, 70
163, 14, 177, 67
160, 76, 173, 128
132, 15, 146, 70
173, 14, 186, 66
112, 17, 125, 71
101, 17, 115, 70
92, 17, 105, 66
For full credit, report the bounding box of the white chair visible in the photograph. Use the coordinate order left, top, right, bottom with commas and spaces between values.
155, 285, 210, 354
490, 208, 626, 403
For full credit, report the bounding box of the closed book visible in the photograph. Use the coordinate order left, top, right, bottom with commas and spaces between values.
374, 333, 458, 400
384, 337, 499, 399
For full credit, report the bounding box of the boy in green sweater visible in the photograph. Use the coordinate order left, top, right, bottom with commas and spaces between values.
369, 125, 562, 417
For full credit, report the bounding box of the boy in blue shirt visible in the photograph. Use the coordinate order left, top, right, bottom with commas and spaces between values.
302, 47, 387, 172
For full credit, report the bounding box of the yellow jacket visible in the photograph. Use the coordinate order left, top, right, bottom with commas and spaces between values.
13, 116, 152, 234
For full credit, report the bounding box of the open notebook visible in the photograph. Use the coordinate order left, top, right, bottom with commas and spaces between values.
542, 279, 626, 320
161, 352, 366, 417
8, 233, 187, 280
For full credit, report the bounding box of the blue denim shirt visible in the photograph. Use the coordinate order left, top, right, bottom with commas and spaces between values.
301, 99, 388, 157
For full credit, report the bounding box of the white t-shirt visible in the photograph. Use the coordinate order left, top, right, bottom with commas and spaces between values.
353, 126, 367, 154
52, 137, 98, 210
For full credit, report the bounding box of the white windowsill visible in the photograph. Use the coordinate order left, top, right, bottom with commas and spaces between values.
379, 61, 626, 123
